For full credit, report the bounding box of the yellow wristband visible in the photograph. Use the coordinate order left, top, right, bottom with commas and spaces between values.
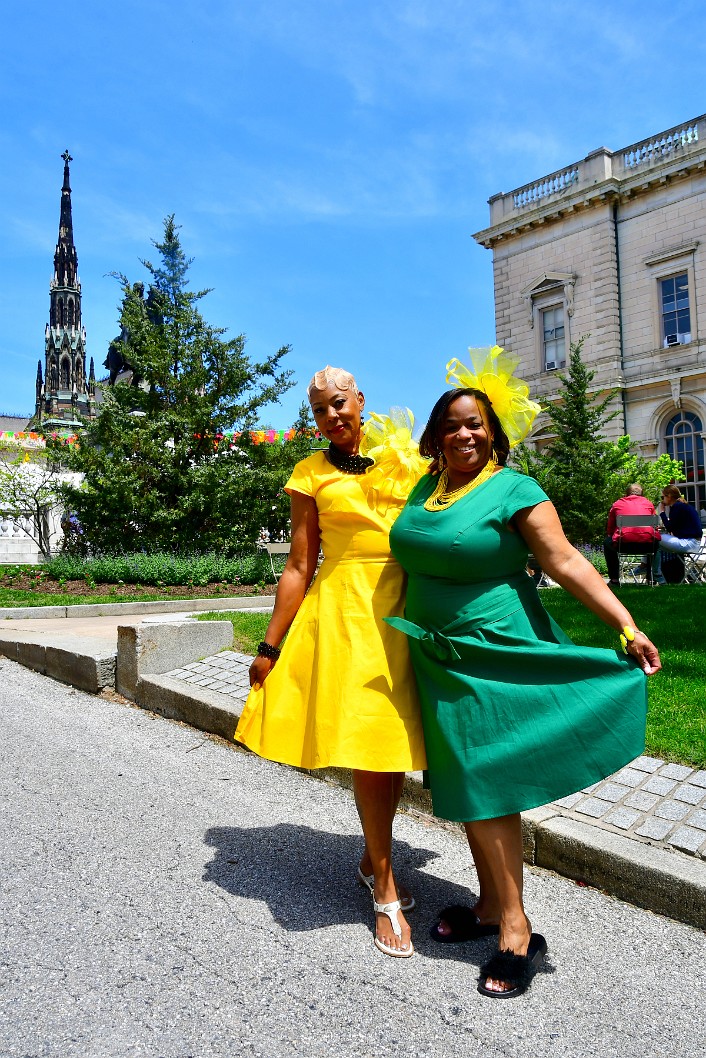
620, 625, 637, 654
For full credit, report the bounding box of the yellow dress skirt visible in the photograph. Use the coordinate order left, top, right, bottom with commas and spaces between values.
234, 451, 426, 772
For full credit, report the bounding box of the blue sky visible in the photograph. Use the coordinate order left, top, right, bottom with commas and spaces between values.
2, 1, 705, 429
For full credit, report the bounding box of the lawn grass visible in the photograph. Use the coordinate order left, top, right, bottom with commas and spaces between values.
197, 610, 271, 655
0, 585, 272, 608
541, 584, 706, 768
201, 585, 706, 769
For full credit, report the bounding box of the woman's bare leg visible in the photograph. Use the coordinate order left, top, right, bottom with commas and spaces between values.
433, 823, 502, 937
353, 770, 411, 953
358, 771, 403, 875
465, 813, 531, 993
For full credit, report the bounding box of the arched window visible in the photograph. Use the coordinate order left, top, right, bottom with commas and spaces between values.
664, 410, 705, 507
60, 358, 70, 390
58, 298, 65, 327
68, 299, 75, 327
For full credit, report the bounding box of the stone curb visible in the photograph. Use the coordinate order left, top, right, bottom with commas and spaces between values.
0, 636, 115, 694
116, 620, 234, 700
0, 596, 276, 620
135, 673, 241, 742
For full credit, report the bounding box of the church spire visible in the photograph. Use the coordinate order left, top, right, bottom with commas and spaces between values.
54, 150, 77, 288
33, 151, 94, 429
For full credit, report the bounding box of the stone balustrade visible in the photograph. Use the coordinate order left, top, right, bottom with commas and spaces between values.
0, 511, 44, 564
484, 115, 706, 233
621, 121, 699, 171
512, 166, 580, 209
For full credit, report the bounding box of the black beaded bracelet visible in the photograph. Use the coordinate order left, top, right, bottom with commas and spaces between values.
257, 641, 281, 660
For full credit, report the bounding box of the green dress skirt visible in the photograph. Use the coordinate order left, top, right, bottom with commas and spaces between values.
387, 468, 648, 822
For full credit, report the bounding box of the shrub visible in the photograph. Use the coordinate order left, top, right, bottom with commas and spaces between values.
43, 551, 274, 586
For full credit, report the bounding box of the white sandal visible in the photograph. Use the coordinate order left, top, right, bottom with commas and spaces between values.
373, 898, 414, 958
357, 866, 415, 912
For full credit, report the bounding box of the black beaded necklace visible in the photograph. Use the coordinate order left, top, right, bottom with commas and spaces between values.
326, 442, 374, 475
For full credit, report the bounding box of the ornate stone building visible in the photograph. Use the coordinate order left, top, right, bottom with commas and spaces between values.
474, 115, 706, 507
33, 151, 96, 430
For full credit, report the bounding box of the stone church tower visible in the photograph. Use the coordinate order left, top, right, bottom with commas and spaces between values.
34, 151, 96, 428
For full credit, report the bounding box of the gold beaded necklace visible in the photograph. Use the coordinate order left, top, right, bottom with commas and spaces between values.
423, 459, 498, 511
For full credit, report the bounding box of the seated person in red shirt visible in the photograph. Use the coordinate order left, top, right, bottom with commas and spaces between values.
603, 484, 660, 586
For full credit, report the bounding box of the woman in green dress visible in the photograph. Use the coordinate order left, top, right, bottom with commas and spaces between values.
387, 348, 661, 999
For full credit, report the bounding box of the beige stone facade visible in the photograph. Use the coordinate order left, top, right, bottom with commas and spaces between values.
474, 116, 706, 507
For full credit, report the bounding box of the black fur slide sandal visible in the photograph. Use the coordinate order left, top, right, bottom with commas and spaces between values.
477, 933, 548, 999
429, 904, 500, 944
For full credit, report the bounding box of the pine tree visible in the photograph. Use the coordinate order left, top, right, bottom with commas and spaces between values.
514, 337, 623, 544
515, 336, 684, 545
60, 216, 306, 554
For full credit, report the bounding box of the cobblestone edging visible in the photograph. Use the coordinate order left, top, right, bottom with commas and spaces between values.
162, 650, 706, 863
554, 759, 706, 858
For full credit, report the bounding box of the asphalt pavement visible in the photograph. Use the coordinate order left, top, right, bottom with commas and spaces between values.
1, 656, 704, 1058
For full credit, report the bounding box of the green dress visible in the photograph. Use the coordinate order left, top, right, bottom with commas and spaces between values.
387, 468, 648, 822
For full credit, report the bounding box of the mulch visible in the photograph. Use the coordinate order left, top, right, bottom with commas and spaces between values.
0, 574, 275, 600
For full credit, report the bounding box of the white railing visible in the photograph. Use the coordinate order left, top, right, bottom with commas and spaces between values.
0, 511, 44, 564
0, 511, 37, 540
512, 166, 579, 209
0, 506, 66, 564
622, 122, 699, 170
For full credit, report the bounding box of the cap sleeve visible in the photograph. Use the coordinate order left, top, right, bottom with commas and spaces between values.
501, 471, 550, 522
283, 457, 317, 497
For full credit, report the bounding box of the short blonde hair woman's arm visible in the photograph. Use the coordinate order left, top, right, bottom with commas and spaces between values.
249, 490, 321, 688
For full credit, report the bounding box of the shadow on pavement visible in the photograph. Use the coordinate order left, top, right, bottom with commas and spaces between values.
201, 822, 553, 971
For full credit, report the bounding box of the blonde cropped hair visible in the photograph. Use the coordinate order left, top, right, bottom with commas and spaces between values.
307, 365, 359, 398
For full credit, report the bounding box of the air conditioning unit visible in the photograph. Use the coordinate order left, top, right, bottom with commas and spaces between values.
545, 361, 557, 371
679, 333, 692, 344
666, 334, 679, 347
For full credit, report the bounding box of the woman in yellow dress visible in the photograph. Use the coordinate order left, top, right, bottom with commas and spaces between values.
235, 366, 426, 958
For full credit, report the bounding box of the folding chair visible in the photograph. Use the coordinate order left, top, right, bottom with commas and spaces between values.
265, 541, 290, 580
681, 539, 706, 584
615, 514, 661, 585
526, 554, 554, 588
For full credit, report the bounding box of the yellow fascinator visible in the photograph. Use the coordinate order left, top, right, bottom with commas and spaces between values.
359, 408, 428, 512
445, 345, 540, 448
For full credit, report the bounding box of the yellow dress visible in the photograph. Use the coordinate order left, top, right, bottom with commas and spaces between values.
234, 448, 427, 771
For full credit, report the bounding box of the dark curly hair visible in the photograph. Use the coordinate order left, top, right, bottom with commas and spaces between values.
418, 388, 510, 468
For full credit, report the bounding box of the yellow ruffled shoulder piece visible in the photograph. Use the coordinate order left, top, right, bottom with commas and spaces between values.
445, 345, 540, 447
359, 408, 428, 511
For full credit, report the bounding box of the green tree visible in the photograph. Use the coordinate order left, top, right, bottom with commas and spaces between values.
59, 216, 305, 554
513, 337, 621, 542
603, 437, 683, 507
0, 455, 64, 559
514, 337, 684, 543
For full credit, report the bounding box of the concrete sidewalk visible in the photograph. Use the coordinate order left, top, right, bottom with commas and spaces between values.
1, 601, 704, 931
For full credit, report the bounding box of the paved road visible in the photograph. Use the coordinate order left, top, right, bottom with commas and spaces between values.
1, 657, 704, 1058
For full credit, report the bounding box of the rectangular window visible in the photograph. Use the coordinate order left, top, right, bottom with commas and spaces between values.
542, 307, 565, 370
661, 273, 691, 347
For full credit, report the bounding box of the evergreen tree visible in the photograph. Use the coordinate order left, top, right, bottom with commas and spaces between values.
514, 337, 684, 544
514, 337, 623, 544
60, 216, 308, 553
